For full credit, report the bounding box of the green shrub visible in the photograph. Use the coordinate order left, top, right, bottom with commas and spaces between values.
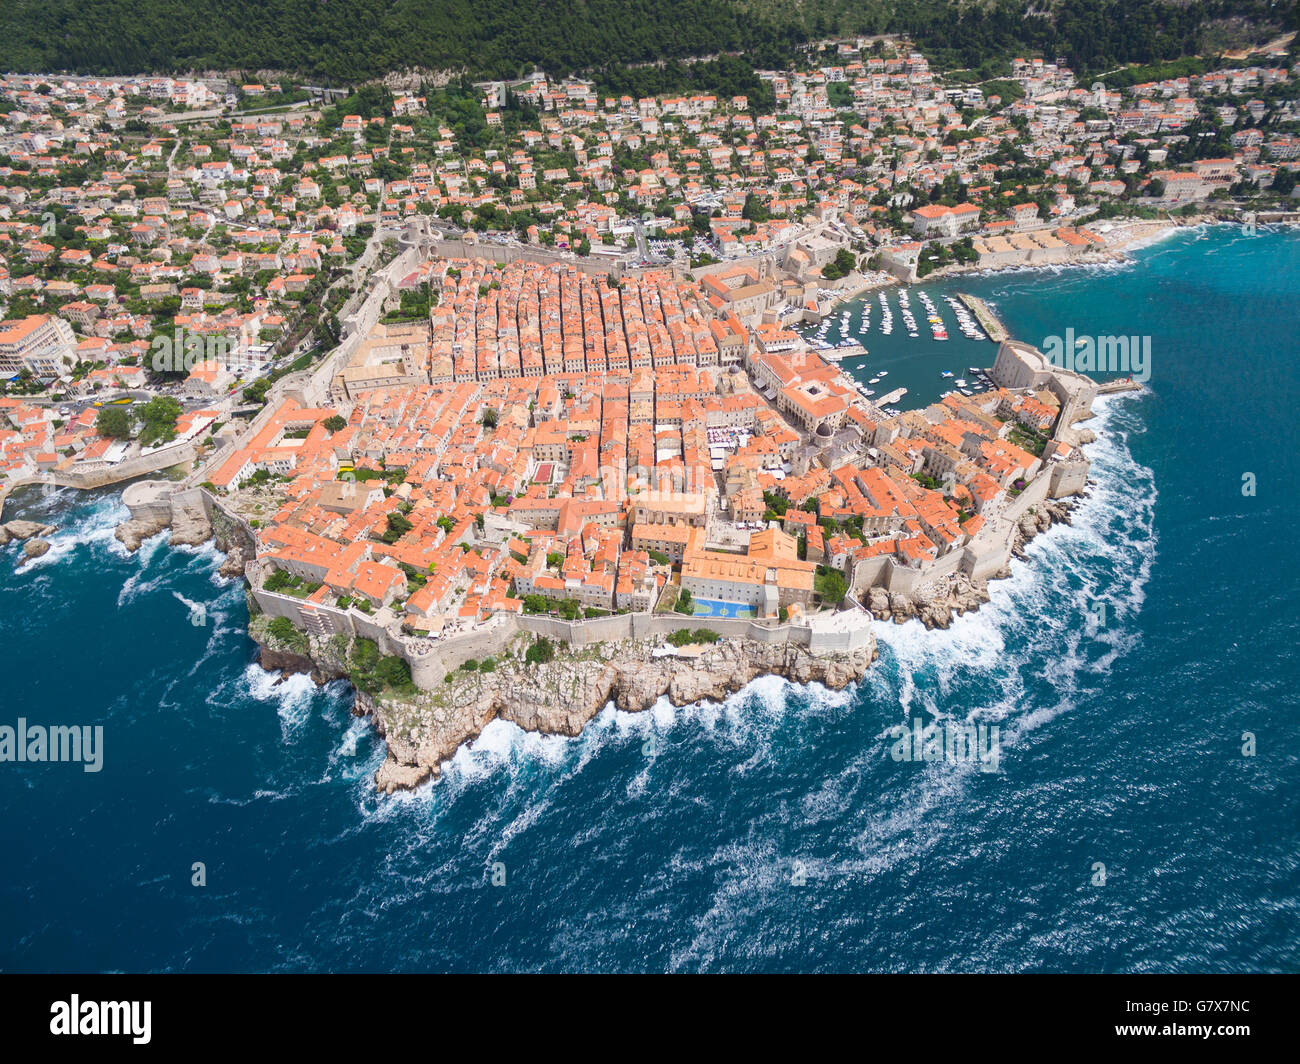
525, 637, 555, 665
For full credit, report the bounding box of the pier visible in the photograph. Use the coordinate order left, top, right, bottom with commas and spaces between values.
877, 387, 908, 406
958, 294, 1008, 342
820, 342, 867, 361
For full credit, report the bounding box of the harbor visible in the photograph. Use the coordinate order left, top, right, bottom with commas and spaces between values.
797, 278, 1005, 410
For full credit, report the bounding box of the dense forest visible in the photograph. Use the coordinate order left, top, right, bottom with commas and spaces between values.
0, 0, 1292, 84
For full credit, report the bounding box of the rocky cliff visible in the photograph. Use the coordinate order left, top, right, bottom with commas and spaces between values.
1009, 496, 1081, 560
115, 496, 213, 551
0, 519, 56, 545
247, 622, 876, 794
367, 634, 876, 793
863, 572, 997, 629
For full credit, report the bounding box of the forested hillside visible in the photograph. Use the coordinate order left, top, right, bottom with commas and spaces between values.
0, 0, 1290, 83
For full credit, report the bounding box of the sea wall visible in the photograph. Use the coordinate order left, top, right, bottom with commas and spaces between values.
248, 578, 874, 694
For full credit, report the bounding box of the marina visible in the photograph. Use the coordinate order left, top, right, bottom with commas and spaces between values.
798, 280, 1001, 409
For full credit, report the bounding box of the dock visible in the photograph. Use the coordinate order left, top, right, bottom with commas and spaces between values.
820, 342, 867, 361
877, 387, 908, 406
957, 294, 1008, 342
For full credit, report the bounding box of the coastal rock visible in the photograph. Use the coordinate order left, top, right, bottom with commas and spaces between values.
1011, 499, 1079, 557
115, 515, 170, 552
258, 645, 324, 680
346, 635, 877, 793
867, 587, 890, 615
888, 592, 914, 622
375, 759, 432, 794
864, 571, 993, 628
254, 625, 349, 687
4, 520, 56, 541
218, 543, 247, 579
169, 503, 213, 547
16, 538, 50, 567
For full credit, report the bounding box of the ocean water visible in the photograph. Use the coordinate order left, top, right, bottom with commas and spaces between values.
1, 225, 1297, 973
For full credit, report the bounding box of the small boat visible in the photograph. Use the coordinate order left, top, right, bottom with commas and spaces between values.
941, 370, 954, 378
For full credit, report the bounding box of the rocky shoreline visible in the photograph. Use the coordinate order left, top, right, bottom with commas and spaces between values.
0, 519, 56, 568
91, 466, 1085, 795
1010, 495, 1084, 560
114, 501, 247, 578
243, 616, 876, 793
364, 635, 876, 794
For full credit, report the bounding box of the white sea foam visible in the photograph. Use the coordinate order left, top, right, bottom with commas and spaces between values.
16, 513, 132, 573
659, 396, 1160, 963
231, 662, 322, 741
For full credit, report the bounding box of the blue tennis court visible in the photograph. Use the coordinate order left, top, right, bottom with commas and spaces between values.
691, 598, 756, 619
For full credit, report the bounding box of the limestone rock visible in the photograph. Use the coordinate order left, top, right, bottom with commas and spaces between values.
375, 759, 432, 794
115, 515, 170, 552
169, 503, 213, 547
352, 635, 877, 794
4, 520, 56, 541
16, 538, 50, 567
218, 543, 247, 579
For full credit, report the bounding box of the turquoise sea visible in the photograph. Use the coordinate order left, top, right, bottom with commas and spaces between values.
1, 225, 1297, 972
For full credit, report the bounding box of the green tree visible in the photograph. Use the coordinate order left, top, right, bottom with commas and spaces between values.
95, 406, 132, 439
382, 512, 413, 543
136, 396, 182, 446
815, 568, 847, 605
